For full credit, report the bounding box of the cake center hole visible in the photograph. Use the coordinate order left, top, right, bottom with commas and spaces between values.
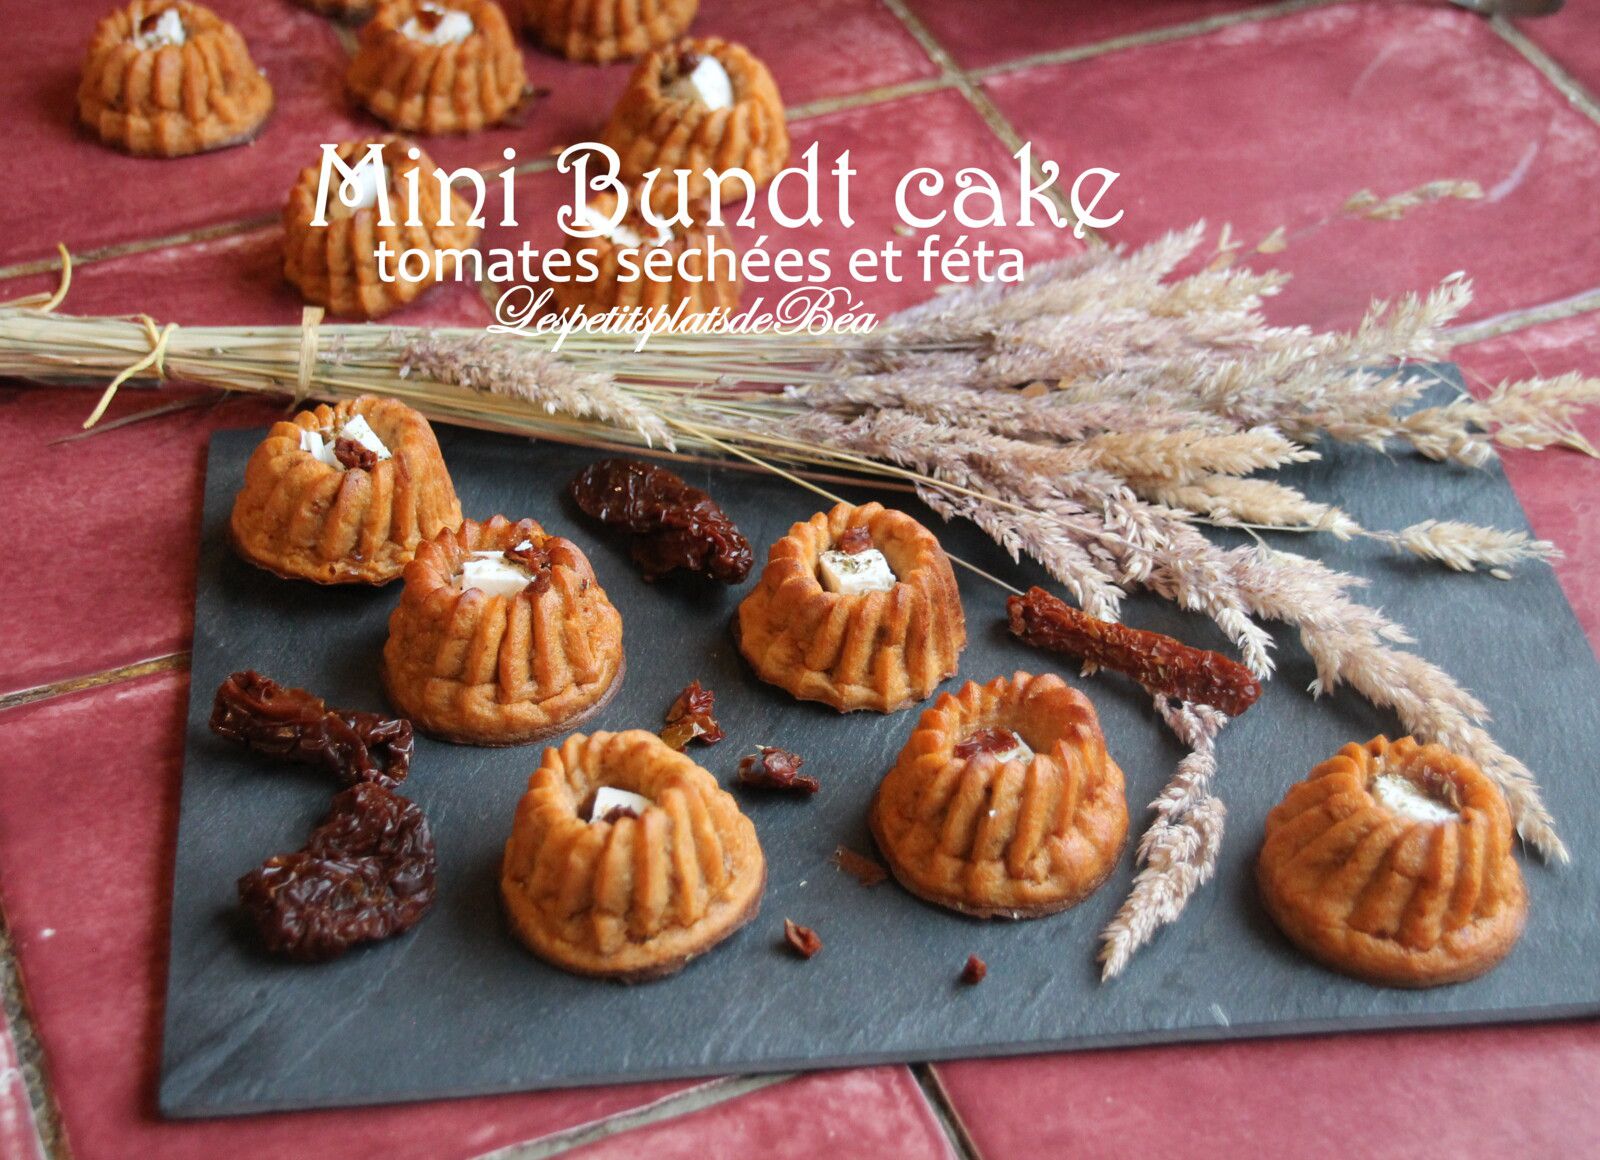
664, 51, 734, 110
299, 414, 393, 470
819, 529, 896, 595
459, 539, 551, 598
132, 8, 186, 49
403, 2, 475, 44
954, 728, 1033, 764
1371, 771, 1458, 824
584, 785, 652, 823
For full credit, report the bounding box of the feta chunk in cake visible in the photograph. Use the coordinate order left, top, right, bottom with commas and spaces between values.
401, 2, 475, 45
460, 550, 532, 598
337, 414, 392, 460
818, 548, 896, 595
298, 428, 341, 467
686, 55, 734, 110
131, 8, 186, 50
589, 786, 652, 822
1372, 774, 1457, 824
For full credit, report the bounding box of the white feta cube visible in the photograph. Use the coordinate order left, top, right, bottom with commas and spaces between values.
987, 733, 1033, 765
819, 548, 896, 595
460, 550, 532, 599
298, 427, 340, 467
131, 8, 186, 49
1372, 774, 1456, 824
687, 55, 734, 110
401, 3, 475, 45
589, 786, 652, 822
337, 414, 392, 460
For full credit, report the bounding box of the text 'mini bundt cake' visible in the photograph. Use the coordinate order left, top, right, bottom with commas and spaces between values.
1257, 735, 1528, 988
737, 502, 965, 713
347, 0, 527, 135
283, 138, 481, 319
230, 395, 462, 586
501, 730, 765, 979
602, 38, 789, 213
517, 0, 697, 63
382, 516, 625, 745
79, 0, 274, 157
871, 673, 1129, 918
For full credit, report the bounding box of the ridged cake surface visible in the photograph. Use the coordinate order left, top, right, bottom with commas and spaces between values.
347, 0, 527, 135
518, 0, 697, 62
501, 730, 765, 979
230, 395, 462, 585
1257, 735, 1527, 987
79, 1, 274, 157
382, 516, 625, 745
871, 673, 1128, 918
602, 38, 788, 213
737, 501, 965, 713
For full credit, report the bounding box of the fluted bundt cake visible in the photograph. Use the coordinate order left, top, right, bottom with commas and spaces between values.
347, 0, 527, 135
283, 138, 480, 319
602, 38, 788, 213
501, 730, 765, 979
78, 1, 274, 157
870, 673, 1128, 918
382, 516, 625, 745
516, 0, 697, 63
549, 191, 740, 319
737, 502, 965, 713
1257, 735, 1527, 988
230, 395, 462, 585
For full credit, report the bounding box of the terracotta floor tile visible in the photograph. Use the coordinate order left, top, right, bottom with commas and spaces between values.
936, 1020, 1600, 1160
0, 673, 700, 1160
983, 3, 1600, 329
565, 1068, 953, 1160
1515, 4, 1600, 101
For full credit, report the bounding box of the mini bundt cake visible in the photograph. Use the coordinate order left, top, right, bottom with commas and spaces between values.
230, 395, 462, 585
347, 0, 527, 135
871, 673, 1128, 918
382, 516, 625, 745
737, 502, 965, 713
550, 191, 740, 319
516, 0, 697, 63
1257, 735, 1528, 988
283, 138, 480, 319
602, 38, 789, 213
501, 730, 765, 979
79, 1, 274, 157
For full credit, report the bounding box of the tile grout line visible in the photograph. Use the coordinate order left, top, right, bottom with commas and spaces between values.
913, 1064, 985, 1160
1490, 15, 1600, 129
0, 653, 190, 715
0, 914, 71, 1159
468, 1073, 796, 1159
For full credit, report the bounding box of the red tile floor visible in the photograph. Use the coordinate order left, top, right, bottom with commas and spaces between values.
2, 0, 1598, 1156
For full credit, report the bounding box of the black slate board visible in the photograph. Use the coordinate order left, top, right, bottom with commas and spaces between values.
162, 369, 1600, 1117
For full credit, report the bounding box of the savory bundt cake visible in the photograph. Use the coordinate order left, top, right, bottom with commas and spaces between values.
602, 38, 789, 213
1257, 735, 1528, 988
78, 0, 274, 157
347, 0, 527, 135
283, 138, 481, 319
737, 502, 965, 713
550, 191, 740, 319
382, 516, 625, 745
516, 0, 697, 63
501, 730, 765, 979
230, 395, 462, 585
870, 673, 1128, 918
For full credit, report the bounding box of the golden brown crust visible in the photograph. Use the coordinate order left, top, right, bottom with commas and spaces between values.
78, 1, 274, 158
382, 516, 625, 745
1257, 735, 1528, 988
501, 730, 765, 979
602, 38, 789, 213
737, 502, 965, 714
347, 0, 527, 135
548, 190, 740, 320
517, 0, 697, 63
870, 673, 1128, 918
283, 137, 480, 320
230, 395, 462, 585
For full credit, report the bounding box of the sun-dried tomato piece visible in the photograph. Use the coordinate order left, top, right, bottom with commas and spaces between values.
237, 781, 437, 961
736, 746, 818, 795
502, 540, 555, 596
959, 954, 987, 985
831, 846, 887, 887
568, 458, 752, 584
783, 918, 822, 959
1006, 587, 1262, 717
660, 680, 724, 750
334, 437, 379, 472
953, 728, 1026, 761
210, 671, 412, 785
835, 526, 873, 555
